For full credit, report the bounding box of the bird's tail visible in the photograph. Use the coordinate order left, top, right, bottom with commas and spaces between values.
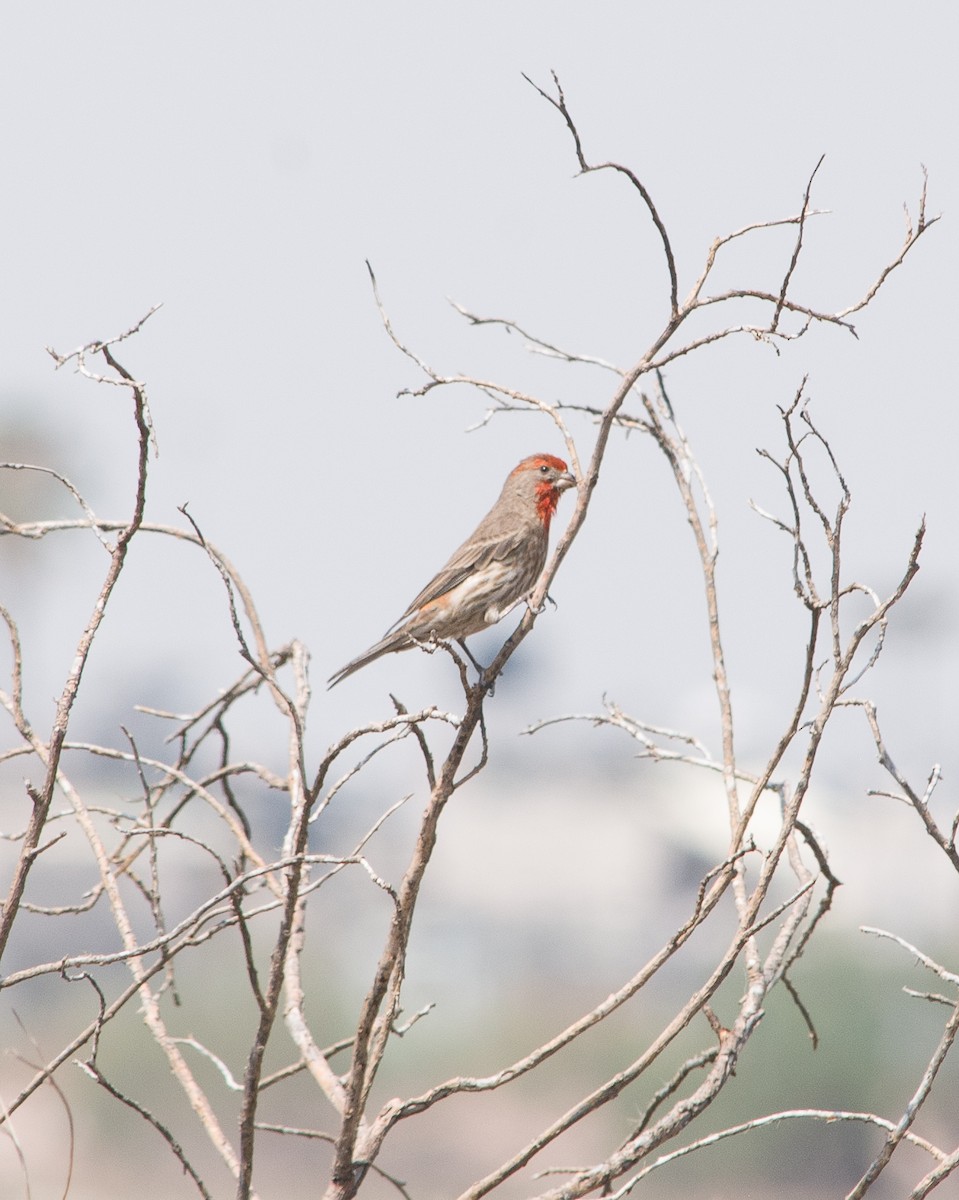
327, 631, 409, 688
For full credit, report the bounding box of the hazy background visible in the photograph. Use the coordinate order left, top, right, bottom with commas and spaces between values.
1, 3, 957, 1197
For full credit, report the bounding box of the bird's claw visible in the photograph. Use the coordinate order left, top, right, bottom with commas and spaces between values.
524, 590, 557, 617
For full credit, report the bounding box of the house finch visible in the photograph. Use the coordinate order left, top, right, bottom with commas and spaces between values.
328, 453, 576, 687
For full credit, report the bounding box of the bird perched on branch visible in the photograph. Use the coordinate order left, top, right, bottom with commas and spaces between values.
328, 453, 577, 687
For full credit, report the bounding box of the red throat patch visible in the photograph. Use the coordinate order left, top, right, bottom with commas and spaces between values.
535, 481, 561, 531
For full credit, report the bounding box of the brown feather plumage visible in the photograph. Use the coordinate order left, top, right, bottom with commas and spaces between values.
328, 453, 575, 686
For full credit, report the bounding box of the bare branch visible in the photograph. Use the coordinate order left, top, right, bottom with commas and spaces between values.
835, 167, 939, 318
76, 1060, 212, 1200
523, 70, 679, 316
771, 155, 825, 333
846, 993, 959, 1198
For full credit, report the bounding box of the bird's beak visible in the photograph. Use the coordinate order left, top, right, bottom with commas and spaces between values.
558, 471, 577, 491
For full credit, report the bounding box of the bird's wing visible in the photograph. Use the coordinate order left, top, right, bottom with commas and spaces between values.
393, 527, 534, 626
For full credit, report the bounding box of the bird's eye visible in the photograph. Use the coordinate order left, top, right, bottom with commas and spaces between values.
539, 464, 550, 474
